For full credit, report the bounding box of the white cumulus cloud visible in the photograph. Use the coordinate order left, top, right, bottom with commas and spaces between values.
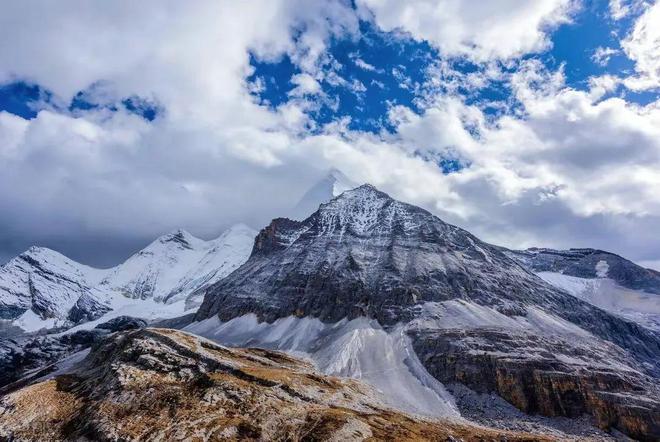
621, 1, 660, 91
356, 0, 577, 61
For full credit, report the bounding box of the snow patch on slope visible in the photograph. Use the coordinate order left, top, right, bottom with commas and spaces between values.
595, 260, 610, 278
538, 271, 660, 331
409, 299, 593, 339
59, 296, 188, 336
12, 309, 58, 332
185, 314, 460, 419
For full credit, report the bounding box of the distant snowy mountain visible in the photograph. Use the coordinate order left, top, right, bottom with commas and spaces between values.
99, 225, 257, 307
0, 224, 256, 333
160, 224, 257, 308
0, 247, 110, 331
290, 168, 357, 220
505, 247, 660, 294
3, 183, 660, 439
505, 247, 660, 331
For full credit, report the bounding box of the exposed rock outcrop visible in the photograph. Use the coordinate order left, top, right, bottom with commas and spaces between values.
0, 316, 147, 389
195, 185, 660, 440
0, 328, 555, 441
410, 328, 660, 441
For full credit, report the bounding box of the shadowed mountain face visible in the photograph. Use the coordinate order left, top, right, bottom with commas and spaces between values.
195, 185, 660, 440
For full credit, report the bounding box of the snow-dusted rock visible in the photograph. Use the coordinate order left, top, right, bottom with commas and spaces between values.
0, 247, 109, 324
195, 184, 660, 440
505, 247, 660, 294
1, 224, 256, 333
503, 248, 660, 332
535, 271, 660, 331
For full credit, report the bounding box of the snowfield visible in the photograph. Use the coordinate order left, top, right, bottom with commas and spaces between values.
1, 224, 256, 333
538, 272, 660, 331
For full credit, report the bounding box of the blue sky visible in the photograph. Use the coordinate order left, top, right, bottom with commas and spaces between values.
2, 1, 650, 131
0, 0, 659, 268
243, 0, 654, 136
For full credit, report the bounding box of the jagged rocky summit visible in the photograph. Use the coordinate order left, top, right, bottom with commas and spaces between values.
2, 176, 660, 440
195, 184, 660, 440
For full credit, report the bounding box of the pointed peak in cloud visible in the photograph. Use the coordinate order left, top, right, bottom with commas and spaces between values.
290, 168, 360, 220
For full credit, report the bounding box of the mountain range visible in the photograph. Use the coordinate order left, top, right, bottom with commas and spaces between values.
0, 224, 256, 333
1, 171, 659, 440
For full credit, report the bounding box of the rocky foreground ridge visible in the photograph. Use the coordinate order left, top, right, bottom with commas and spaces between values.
0, 328, 560, 442
195, 185, 660, 440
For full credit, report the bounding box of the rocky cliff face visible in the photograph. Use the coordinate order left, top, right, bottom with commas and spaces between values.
196, 185, 659, 369
410, 328, 660, 441
199, 185, 561, 324
0, 247, 109, 325
195, 185, 660, 440
0, 328, 555, 442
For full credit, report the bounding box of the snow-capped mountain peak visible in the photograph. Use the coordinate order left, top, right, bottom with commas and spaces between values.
0, 245, 109, 327
1, 224, 257, 332
326, 167, 357, 194
290, 168, 359, 220
194, 184, 660, 440
161, 223, 258, 308
143, 228, 205, 252
100, 224, 256, 303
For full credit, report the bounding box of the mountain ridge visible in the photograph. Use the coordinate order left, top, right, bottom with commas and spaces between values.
0, 224, 256, 332
0, 328, 567, 441
505, 246, 660, 294
194, 184, 660, 440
